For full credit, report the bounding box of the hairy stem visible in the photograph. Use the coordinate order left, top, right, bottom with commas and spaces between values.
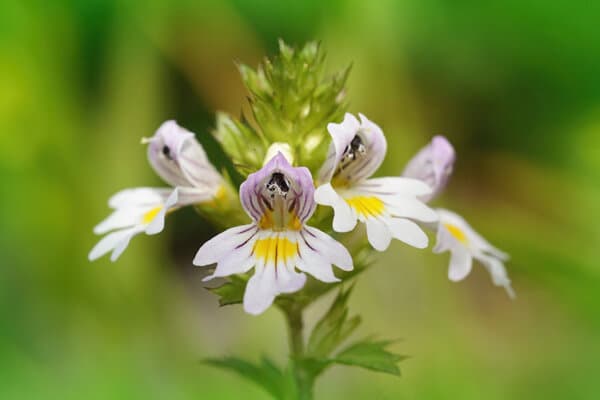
284, 306, 314, 400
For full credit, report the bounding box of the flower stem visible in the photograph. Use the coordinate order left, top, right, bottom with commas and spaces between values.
284, 305, 314, 400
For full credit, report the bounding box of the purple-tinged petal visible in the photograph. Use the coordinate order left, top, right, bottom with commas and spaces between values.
193, 223, 258, 266
318, 113, 387, 186
146, 120, 222, 191
402, 135, 455, 202
240, 152, 316, 227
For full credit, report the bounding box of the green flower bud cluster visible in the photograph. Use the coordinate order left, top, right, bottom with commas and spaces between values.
213, 40, 351, 176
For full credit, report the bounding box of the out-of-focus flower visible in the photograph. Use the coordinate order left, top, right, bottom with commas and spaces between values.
145, 120, 224, 203
314, 113, 437, 251
402, 135, 455, 202
89, 188, 178, 261
90, 121, 225, 261
434, 209, 515, 298
194, 153, 353, 315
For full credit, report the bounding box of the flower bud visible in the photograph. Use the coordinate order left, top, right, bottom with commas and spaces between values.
402, 135, 455, 202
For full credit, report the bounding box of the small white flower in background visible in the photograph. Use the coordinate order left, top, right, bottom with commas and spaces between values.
194, 153, 353, 315
314, 113, 438, 251
402, 135, 455, 203
434, 209, 515, 298
88, 188, 179, 261
90, 120, 224, 262
402, 136, 514, 296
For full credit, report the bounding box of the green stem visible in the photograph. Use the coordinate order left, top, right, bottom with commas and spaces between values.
284, 306, 314, 400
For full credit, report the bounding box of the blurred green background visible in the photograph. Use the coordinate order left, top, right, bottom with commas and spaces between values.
1, 0, 599, 398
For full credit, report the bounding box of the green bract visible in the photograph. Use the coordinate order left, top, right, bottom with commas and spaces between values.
213, 40, 350, 176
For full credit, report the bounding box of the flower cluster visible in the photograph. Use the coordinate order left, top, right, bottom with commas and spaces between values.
91, 113, 514, 314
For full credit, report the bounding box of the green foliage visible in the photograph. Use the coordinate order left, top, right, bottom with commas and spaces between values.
213, 40, 351, 176
300, 287, 406, 380
207, 275, 247, 306
332, 339, 407, 376
212, 113, 267, 177
204, 356, 296, 400
307, 286, 361, 358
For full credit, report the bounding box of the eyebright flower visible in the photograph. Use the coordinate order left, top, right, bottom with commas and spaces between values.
194, 153, 353, 315
402, 135, 455, 202
145, 120, 224, 202
434, 208, 515, 298
314, 113, 438, 251
89, 120, 224, 261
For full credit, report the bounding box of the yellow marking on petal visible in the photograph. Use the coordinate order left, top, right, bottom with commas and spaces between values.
204, 184, 228, 207
287, 215, 302, 231
253, 237, 298, 265
259, 211, 303, 231
214, 185, 227, 201
259, 211, 274, 230
345, 196, 385, 218
444, 223, 468, 244
331, 175, 350, 188
142, 206, 162, 224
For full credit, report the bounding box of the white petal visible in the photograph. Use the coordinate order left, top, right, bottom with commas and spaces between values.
145, 189, 179, 235
329, 113, 361, 157
296, 242, 340, 283
332, 197, 357, 232
176, 186, 216, 206
386, 217, 429, 249
433, 222, 455, 253
275, 267, 307, 294
478, 255, 515, 299
365, 217, 392, 251
437, 208, 509, 260
303, 226, 353, 271
448, 249, 472, 281
108, 187, 172, 209
243, 267, 277, 315
385, 198, 438, 223
318, 113, 363, 183
110, 228, 144, 261
88, 227, 140, 261
355, 177, 432, 197
93, 207, 140, 235
315, 184, 357, 232
314, 183, 339, 206
193, 224, 258, 266
202, 236, 257, 281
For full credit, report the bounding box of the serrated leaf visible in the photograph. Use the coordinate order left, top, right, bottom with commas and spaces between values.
205, 356, 294, 399
306, 286, 361, 358
332, 339, 407, 376
207, 276, 246, 306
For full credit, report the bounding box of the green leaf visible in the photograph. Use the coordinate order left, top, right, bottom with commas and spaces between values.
306, 286, 361, 358
332, 339, 407, 376
207, 275, 246, 306
205, 356, 295, 399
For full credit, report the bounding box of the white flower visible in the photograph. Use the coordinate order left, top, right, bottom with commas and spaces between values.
194, 153, 353, 315
90, 120, 224, 262
314, 113, 438, 251
434, 209, 515, 298
89, 188, 179, 261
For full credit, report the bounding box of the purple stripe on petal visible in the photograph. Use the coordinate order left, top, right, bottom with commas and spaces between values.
240, 152, 316, 226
